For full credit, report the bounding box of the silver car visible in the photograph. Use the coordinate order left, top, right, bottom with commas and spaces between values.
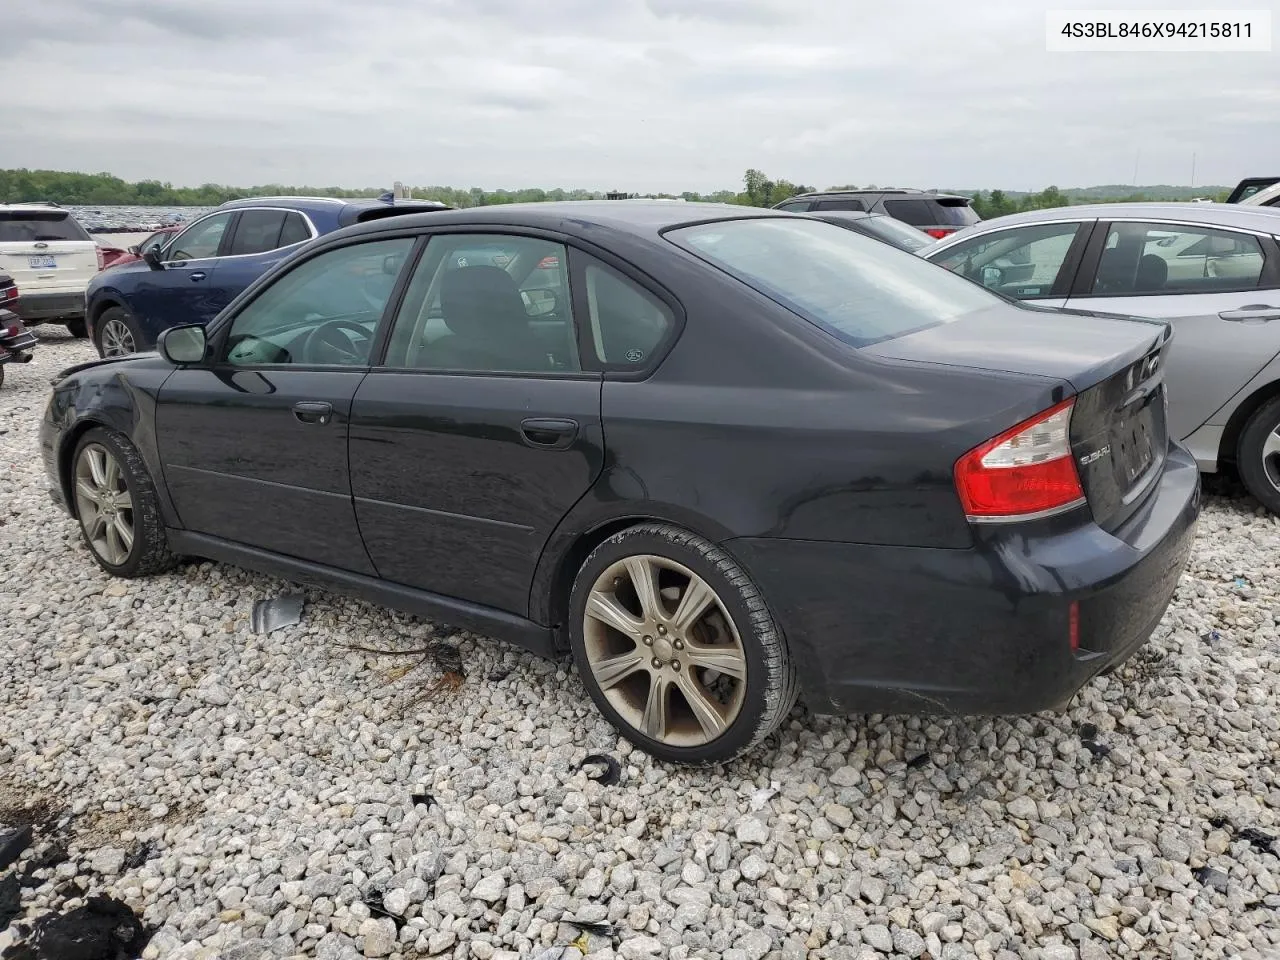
923, 202, 1280, 512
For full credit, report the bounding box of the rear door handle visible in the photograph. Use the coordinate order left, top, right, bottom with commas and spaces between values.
189, 271, 206, 282
1220, 305, 1280, 322
292, 401, 333, 425
520, 417, 578, 450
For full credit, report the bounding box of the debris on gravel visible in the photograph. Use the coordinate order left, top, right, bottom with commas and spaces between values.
3, 331, 1280, 958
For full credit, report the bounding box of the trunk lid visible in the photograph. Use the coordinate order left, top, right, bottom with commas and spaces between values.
0, 210, 101, 293
864, 301, 1172, 531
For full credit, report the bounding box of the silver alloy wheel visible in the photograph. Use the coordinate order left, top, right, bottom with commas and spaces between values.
73, 443, 135, 566
582, 554, 748, 747
100, 317, 136, 357
1264, 427, 1280, 492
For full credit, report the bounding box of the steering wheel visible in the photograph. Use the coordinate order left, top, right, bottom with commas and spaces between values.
301, 318, 370, 365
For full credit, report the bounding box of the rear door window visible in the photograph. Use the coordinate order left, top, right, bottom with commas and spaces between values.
1089, 223, 1266, 295
0, 212, 92, 242
227, 210, 288, 256
668, 217, 998, 347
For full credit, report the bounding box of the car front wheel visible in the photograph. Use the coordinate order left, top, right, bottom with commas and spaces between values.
1237, 395, 1280, 515
94, 306, 142, 358
72, 427, 177, 578
568, 523, 797, 765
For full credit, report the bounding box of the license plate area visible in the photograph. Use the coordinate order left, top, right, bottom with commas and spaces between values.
28, 255, 57, 269
1110, 400, 1157, 489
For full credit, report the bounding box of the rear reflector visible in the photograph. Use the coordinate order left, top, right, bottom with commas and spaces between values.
1068, 600, 1080, 652
954, 399, 1085, 520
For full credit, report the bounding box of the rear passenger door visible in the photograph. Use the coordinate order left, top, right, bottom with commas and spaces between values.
211, 209, 315, 312
1065, 220, 1280, 441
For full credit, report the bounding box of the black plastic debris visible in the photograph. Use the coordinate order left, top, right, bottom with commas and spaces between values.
249, 594, 304, 635
1192, 865, 1230, 893
0, 874, 20, 932
578, 755, 621, 786
0, 827, 33, 872
1236, 826, 1277, 856
487, 668, 511, 683
410, 792, 436, 810
1, 895, 151, 960
906, 753, 929, 769
1078, 722, 1099, 741
1081, 740, 1111, 759
1200, 630, 1221, 643
121, 844, 156, 872
433, 644, 464, 676
1209, 816, 1230, 830
363, 892, 406, 930
565, 917, 614, 937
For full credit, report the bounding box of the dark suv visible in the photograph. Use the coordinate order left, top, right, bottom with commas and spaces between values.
773, 188, 981, 239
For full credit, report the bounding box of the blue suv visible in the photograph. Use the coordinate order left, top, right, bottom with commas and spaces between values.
85, 196, 449, 357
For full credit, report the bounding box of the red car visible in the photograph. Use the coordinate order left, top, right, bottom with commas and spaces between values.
99, 225, 182, 271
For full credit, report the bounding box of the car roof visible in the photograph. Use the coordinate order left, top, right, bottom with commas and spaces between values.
337, 200, 797, 241
785, 188, 970, 200
954, 201, 1280, 234
216, 196, 451, 215
0, 202, 69, 214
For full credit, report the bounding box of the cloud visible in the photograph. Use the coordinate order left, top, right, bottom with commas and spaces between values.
3, 0, 1274, 192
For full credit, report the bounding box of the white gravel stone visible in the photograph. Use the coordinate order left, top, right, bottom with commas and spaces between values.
1, 331, 1277, 959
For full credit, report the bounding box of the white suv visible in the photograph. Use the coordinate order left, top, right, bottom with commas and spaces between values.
0, 203, 102, 336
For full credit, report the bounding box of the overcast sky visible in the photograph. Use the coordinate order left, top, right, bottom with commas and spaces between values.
5, 0, 1276, 193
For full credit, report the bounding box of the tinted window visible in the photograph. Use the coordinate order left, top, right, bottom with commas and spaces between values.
227, 210, 286, 256
933, 222, 1083, 298
813, 199, 866, 211
278, 212, 310, 248
774, 201, 812, 212
850, 215, 936, 253
1091, 223, 1265, 295
884, 198, 979, 227
669, 218, 998, 348
168, 213, 233, 261
0, 211, 91, 242
385, 233, 579, 374
221, 238, 413, 366
583, 259, 675, 366
933, 200, 981, 226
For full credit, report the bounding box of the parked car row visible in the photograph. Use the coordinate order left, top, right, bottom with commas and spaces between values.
43, 199, 1201, 764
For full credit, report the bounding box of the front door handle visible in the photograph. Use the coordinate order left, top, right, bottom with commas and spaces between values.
520, 417, 578, 450
189, 271, 206, 282
1220, 305, 1280, 322
293, 401, 333, 425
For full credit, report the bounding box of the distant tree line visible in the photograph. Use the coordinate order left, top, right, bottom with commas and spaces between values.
0, 168, 1231, 212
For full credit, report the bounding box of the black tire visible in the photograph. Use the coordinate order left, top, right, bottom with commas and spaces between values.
65, 316, 88, 338
93, 306, 143, 358
71, 427, 177, 578
1236, 396, 1280, 515
0, 365, 5, 388
567, 522, 798, 766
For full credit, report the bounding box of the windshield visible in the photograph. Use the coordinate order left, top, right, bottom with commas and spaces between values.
855, 215, 937, 252
667, 217, 999, 347
0, 211, 92, 243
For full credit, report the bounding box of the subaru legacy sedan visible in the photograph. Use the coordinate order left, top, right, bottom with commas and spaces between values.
42, 202, 1199, 764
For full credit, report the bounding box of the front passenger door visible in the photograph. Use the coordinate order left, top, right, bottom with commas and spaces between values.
130, 211, 236, 328
155, 236, 416, 571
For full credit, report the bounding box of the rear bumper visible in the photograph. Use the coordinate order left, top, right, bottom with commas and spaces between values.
726, 440, 1201, 716
13, 292, 85, 323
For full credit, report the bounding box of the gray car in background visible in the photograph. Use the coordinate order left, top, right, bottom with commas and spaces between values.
923, 202, 1280, 512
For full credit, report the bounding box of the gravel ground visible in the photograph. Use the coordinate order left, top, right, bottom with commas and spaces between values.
3, 329, 1280, 960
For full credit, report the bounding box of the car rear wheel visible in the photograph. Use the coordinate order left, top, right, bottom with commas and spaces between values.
72, 428, 177, 578
1237, 396, 1280, 515
65, 317, 88, 338
95, 306, 141, 358
568, 523, 797, 765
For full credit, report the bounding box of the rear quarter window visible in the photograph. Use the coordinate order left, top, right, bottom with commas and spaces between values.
668, 217, 998, 348
0, 212, 92, 243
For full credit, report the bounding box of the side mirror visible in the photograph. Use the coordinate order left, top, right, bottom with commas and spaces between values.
127, 245, 141, 255
142, 245, 165, 270
522, 288, 559, 318
158, 324, 207, 365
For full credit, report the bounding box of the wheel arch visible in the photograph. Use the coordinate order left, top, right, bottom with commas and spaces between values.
1218, 378, 1280, 469
532, 506, 739, 649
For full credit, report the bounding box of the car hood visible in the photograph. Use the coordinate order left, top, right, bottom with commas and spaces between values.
862, 301, 1169, 393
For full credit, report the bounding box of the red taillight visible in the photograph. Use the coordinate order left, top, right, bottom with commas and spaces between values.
2, 286, 15, 301
954, 399, 1085, 520
925, 228, 954, 239
96, 246, 105, 271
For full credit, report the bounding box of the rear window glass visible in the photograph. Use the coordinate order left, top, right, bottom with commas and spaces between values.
667, 218, 997, 348
0, 211, 92, 243
855, 215, 936, 252
884, 198, 979, 227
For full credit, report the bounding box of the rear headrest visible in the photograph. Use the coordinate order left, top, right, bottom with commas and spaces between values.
1135, 253, 1168, 292
439, 265, 526, 338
